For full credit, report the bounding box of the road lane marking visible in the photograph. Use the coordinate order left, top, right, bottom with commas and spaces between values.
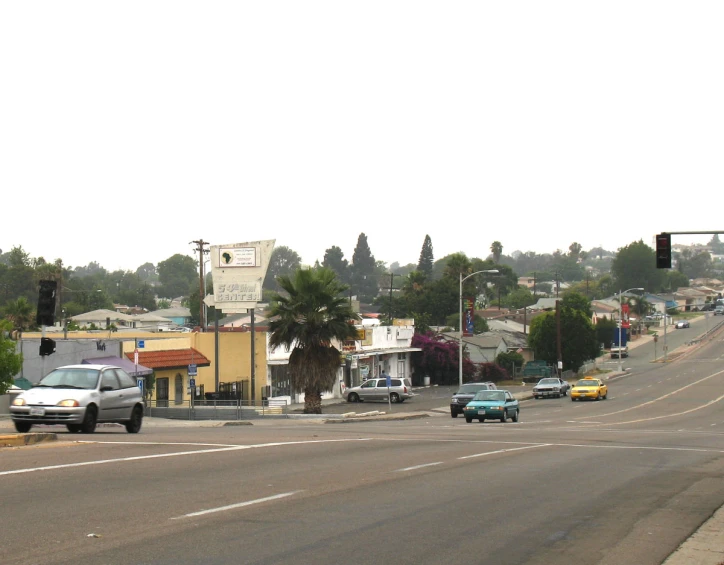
0, 439, 374, 477
570, 368, 724, 422
171, 491, 303, 520
395, 462, 443, 472
458, 444, 550, 459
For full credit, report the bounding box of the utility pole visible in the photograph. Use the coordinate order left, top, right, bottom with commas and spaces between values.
556, 299, 562, 376
190, 239, 210, 331
384, 273, 401, 324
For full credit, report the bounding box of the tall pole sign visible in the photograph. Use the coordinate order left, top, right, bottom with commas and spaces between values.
205, 240, 275, 405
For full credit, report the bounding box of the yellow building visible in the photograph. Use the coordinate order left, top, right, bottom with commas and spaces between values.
120, 331, 268, 405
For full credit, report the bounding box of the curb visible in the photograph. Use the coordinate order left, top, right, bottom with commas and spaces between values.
0, 433, 58, 448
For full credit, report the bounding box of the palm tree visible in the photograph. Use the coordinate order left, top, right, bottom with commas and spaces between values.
267, 268, 360, 414
491, 241, 503, 263
3, 297, 35, 332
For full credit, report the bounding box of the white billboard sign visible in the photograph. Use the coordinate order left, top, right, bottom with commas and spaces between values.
209, 239, 275, 312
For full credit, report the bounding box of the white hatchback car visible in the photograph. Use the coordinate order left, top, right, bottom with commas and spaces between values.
10, 364, 144, 434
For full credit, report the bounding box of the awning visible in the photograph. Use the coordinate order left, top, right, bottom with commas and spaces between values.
82, 355, 153, 377
355, 347, 423, 357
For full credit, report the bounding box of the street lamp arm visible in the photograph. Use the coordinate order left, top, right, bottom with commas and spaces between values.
461, 269, 499, 284
459, 269, 499, 388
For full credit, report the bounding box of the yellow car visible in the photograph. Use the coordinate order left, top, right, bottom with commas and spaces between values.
570, 378, 608, 401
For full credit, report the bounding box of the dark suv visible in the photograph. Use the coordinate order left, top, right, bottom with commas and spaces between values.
450, 382, 497, 417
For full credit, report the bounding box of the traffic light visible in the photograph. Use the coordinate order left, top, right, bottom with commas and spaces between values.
656, 233, 672, 269
36, 280, 57, 326
39, 337, 56, 356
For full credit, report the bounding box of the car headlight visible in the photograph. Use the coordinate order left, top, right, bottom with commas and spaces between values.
57, 399, 80, 407
12, 398, 26, 406
452, 398, 458, 403
492, 406, 502, 410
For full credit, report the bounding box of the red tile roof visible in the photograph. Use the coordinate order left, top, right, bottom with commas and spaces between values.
125, 348, 210, 370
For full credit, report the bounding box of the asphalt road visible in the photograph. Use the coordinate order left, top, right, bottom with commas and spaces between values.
2, 322, 724, 565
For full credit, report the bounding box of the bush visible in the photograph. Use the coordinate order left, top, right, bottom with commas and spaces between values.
474, 363, 508, 383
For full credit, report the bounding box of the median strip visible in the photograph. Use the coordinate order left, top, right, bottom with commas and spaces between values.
0, 433, 58, 448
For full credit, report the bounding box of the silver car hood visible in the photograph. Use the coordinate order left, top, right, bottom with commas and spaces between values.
19, 388, 97, 405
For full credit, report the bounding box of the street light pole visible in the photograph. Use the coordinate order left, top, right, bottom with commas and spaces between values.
618, 287, 644, 373
459, 269, 499, 388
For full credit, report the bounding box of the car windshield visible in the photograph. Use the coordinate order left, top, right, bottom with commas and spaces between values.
472, 391, 505, 402
575, 380, 597, 387
538, 379, 558, 384
37, 368, 100, 390
456, 384, 490, 394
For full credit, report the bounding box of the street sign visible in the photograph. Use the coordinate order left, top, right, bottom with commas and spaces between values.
189, 378, 196, 387
386, 375, 391, 388
137, 379, 144, 395
138, 340, 145, 349
134, 349, 139, 365
188, 364, 197, 376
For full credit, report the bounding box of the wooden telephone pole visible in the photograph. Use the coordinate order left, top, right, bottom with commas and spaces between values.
190, 239, 210, 330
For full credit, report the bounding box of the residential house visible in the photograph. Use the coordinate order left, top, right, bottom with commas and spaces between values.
442, 331, 509, 365
674, 287, 708, 311
70, 309, 136, 329
591, 300, 618, 323
149, 307, 192, 327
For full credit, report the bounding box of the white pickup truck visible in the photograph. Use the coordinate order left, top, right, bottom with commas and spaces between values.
610, 344, 629, 358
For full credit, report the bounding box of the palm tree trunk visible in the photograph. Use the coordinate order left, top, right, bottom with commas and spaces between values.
304, 387, 323, 414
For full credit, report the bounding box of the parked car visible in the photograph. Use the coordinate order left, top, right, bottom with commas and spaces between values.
344, 377, 414, 403
449, 382, 497, 417
10, 364, 144, 434
462, 389, 519, 423
676, 320, 690, 329
532, 377, 570, 399
714, 306, 724, 316
570, 377, 608, 401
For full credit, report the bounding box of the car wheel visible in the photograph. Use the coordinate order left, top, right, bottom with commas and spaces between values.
603, 393, 608, 400
348, 393, 359, 403
67, 424, 82, 433
125, 406, 143, 434
451, 410, 458, 418
465, 417, 473, 423
563, 389, 568, 397
14, 421, 32, 433
596, 393, 602, 401
534, 395, 539, 399
81, 405, 98, 433
571, 397, 576, 402
500, 410, 507, 423
389, 393, 400, 403
512, 410, 519, 422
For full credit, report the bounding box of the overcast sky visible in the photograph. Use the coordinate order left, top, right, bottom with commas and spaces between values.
2, 2, 722, 273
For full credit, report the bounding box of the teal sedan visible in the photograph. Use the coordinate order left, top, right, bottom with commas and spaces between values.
463, 389, 520, 423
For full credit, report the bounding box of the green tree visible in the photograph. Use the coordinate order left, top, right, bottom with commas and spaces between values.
350, 233, 378, 303
157, 254, 198, 299
503, 287, 536, 309
496, 351, 524, 376
267, 268, 360, 414
417, 235, 434, 277
264, 246, 302, 291
135, 262, 158, 282
678, 250, 712, 279
568, 242, 583, 260
561, 290, 592, 318
491, 241, 503, 263
665, 270, 689, 290
156, 299, 171, 309
528, 307, 600, 372
3, 297, 35, 331
322, 246, 350, 285
611, 240, 666, 294
0, 320, 22, 394
595, 317, 617, 349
